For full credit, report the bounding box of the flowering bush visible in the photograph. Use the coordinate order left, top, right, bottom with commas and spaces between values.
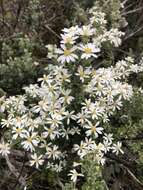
0, 2, 143, 189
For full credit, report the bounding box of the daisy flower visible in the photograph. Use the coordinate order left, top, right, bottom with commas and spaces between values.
0, 141, 10, 156
46, 145, 61, 160
30, 153, 44, 168
68, 169, 84, 183
79, 25, 95, 37
12, 126, 27, 139
79, 43, 100, 59
61, 33, 77, 45
21, 132, 39, 152
73, 141, 87, 158
62, 25, 80, 36
85, 122, 103, 137
57, 45, 78, 63
76, 66, 91, 82
112, 142, 124, 155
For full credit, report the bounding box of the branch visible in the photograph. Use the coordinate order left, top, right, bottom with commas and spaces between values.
12, 151, 27, 189
44, 24, 61, 39
120, 136, 143, 141
124, 25, 143, 40
106, 154, 143, 190
106, 153, 133, 168
13, 0, 23, 30
5, 154, 26, 188
122, 0, 129, 5
122, 165, 143, 190
0, 0, 5, 24
121, 6, 143, 16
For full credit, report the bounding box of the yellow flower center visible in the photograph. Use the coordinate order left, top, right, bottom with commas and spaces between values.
48, 128, 53, 134
91, 126, 96, 132
16, 128, 22, 134
27, 137, 33, 143
64, 49, 71, 56
84, 47, 92, 54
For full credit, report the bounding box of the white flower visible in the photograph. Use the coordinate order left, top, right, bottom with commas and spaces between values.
73, 162, 82, 167
45, 44, 58, 59
38, 74, 52, 85
12, 126, 27, 139
27, 119, 39, 132
62, 25, 80, 36
81, 99, 92, 111
70, 127, 81, 135
0, 96, 6, 113
0, 141, 10, 156
76, 111, 90, 126
112, 142, 124, 155
33, 99, 49, 114
79, 43, 100, 59
21, 132, 39, 152
30, 153, 44, 168
57, 45, 78, 63
85, 122, 103, 137
68, 169, 84, 183
90, 14, 107, 25
138, 87, 143, 94
53, 162, 63, 172
79, 25, 95, 37
46, 145, 61, 160
34, 61, 39, 66
125, 57, 134, 63
60, 89, 74, 104
105, 29, 125, 47
43, 126, 59, 140
95, 153, 106, 165
129, 64, 140, 73
1, 117, 13, 128
73, 141, 87, 158
103, 133, 113, 144
88, 102, 103, 120
46, 113, 62, 128
103, 140, 111, 153
84, 137, 96, 150
60, 127, 71, 140
23, 84, 39, 98
63, 110, 76, 125
76, 66, 91, 82
61, 33, 77, 44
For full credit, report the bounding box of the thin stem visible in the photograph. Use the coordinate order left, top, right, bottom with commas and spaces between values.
12, 151, 27, 189
44, 24, 61, 40
121, 6, 143, 16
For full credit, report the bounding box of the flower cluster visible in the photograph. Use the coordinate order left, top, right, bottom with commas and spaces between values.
46, 6, 124, 65
0, 4, 143, 185
1, 56, 143, 176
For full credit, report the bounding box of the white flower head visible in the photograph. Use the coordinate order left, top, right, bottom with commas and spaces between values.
57, 45, 78, 63
79, 43, 100, 59
30, 153, 44, 168
85, 122, 103, 137
61, 33, 78, 45
79, 25, 95, 37
0, 141, 10, 156
112, 142, 124, 155
68, 169, 84, 183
